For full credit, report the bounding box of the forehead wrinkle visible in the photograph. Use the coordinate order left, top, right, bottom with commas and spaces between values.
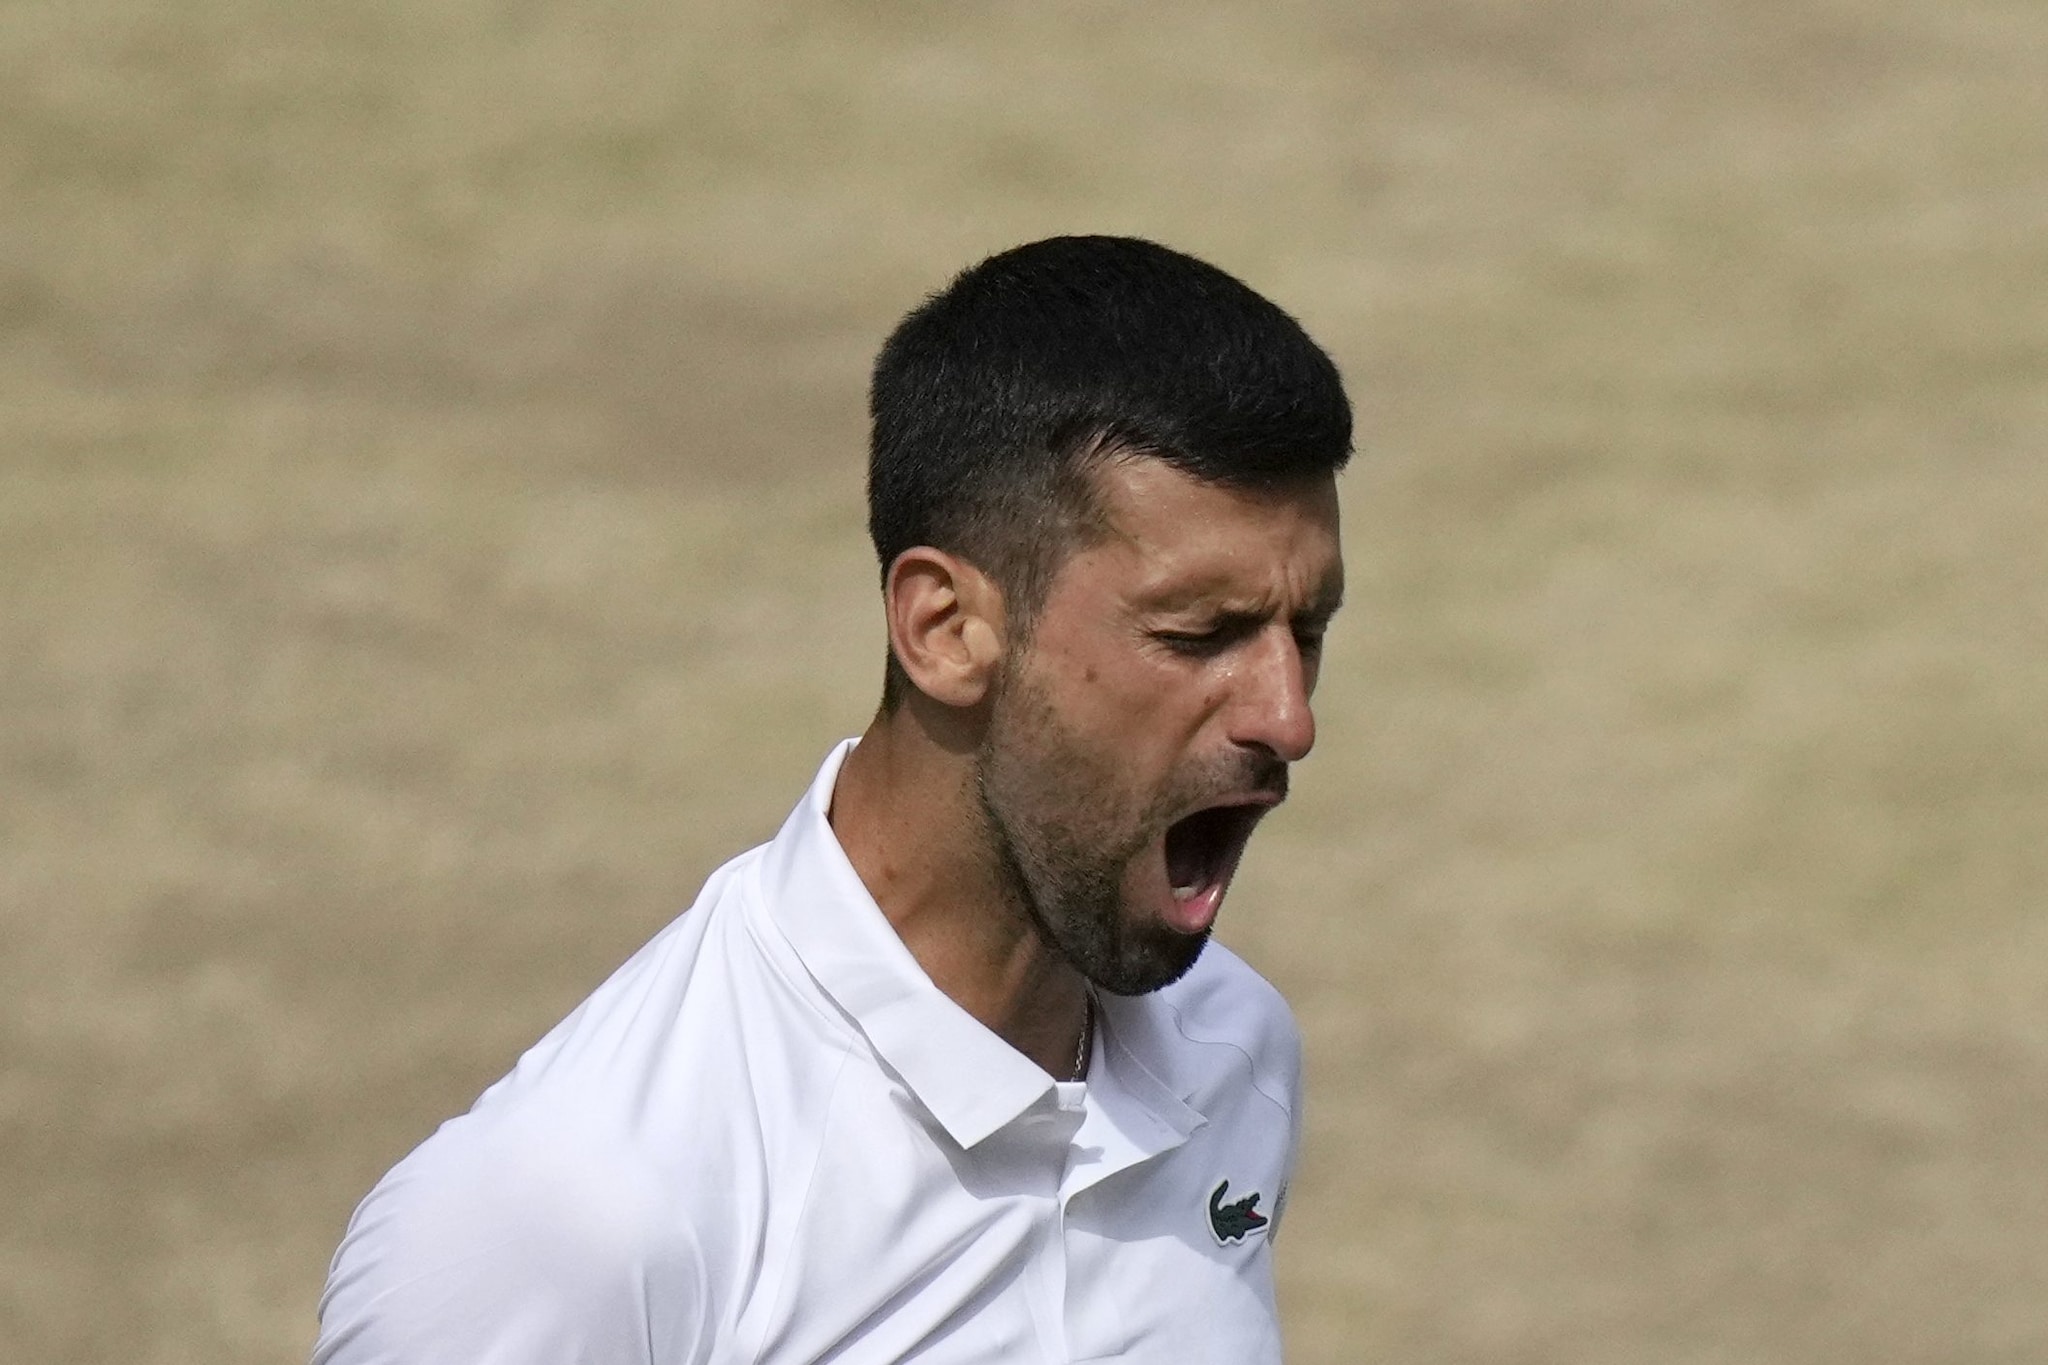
1075, 457, 1343, 614
1122, 527, 1344, 616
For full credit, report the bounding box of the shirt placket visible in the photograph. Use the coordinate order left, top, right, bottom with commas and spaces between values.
1056, 1063, 1200, 1361
1004, 1089, 1089, 1362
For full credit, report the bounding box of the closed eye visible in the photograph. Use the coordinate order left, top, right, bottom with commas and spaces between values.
1154, 628, 1233, 658
1153, 615, 1263, 658
1293, 598, 1341, 660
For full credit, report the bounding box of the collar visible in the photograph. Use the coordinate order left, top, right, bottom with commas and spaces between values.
758, 740, 1204, 1157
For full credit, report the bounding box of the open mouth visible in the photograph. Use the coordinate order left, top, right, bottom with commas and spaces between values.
1159, 802, 1270, 930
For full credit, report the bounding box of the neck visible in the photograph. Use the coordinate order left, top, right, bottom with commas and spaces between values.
829, 702, 1092, 1079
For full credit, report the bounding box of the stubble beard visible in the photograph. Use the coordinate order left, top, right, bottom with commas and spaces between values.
973, 665, 1214, 997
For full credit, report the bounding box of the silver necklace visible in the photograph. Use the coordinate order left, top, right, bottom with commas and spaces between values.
1071, 993, 1094, 1082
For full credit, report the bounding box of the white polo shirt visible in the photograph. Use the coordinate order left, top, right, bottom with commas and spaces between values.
314, 741, 1304, 1364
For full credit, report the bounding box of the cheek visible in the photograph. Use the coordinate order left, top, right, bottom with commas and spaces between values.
1050, 650, 1153, 726
1028, 635, 1215, 755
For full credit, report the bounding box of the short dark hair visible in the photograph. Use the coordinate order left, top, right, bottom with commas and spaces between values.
868, 235, 1353, 706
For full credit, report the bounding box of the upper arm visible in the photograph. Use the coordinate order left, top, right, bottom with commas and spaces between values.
312, 1120, 713, 1365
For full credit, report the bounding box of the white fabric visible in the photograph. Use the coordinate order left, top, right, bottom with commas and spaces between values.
313, 740, 1304, 1364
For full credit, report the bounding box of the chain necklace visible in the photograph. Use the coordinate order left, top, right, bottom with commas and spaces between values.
1071, 992, 1095, 1082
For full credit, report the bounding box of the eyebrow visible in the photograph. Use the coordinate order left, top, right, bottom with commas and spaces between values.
1299, 579, 1346, 621
1274, 596, 1344, 633
1140, 574, 1346, 623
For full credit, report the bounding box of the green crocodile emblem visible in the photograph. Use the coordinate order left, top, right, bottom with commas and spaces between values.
1207, 1179, 1270, 1244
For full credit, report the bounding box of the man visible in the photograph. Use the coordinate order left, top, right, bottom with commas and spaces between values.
313, 235, 1352, 1364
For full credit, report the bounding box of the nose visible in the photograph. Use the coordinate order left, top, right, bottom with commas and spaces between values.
1225, 627, 1317, 764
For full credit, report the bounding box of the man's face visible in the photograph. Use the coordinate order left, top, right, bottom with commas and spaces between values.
975, 457, 1344, 995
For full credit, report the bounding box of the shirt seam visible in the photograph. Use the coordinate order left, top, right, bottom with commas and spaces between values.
742, 1036, 859, 1365
1153, 993, 1295, 1119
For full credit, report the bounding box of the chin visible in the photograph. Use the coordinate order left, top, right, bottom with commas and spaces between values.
1088, 922, 1211, 997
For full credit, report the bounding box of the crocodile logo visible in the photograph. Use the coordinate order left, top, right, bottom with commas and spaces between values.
1207, 1179, 1270, 1245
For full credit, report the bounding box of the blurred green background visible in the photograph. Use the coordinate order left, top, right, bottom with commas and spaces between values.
4, 2, 2045, 1361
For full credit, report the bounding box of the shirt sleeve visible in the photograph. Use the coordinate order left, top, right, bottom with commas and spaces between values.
311, 1118, 713, 1365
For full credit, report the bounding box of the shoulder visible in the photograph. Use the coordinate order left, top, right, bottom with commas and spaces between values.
314, 847, 798, 1365
314, 1111, 715, 1364
1136, 941, 1302, 1118
470, 842, 784, 1111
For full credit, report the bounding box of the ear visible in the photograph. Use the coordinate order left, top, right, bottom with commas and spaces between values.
884, 547, 1006, 708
